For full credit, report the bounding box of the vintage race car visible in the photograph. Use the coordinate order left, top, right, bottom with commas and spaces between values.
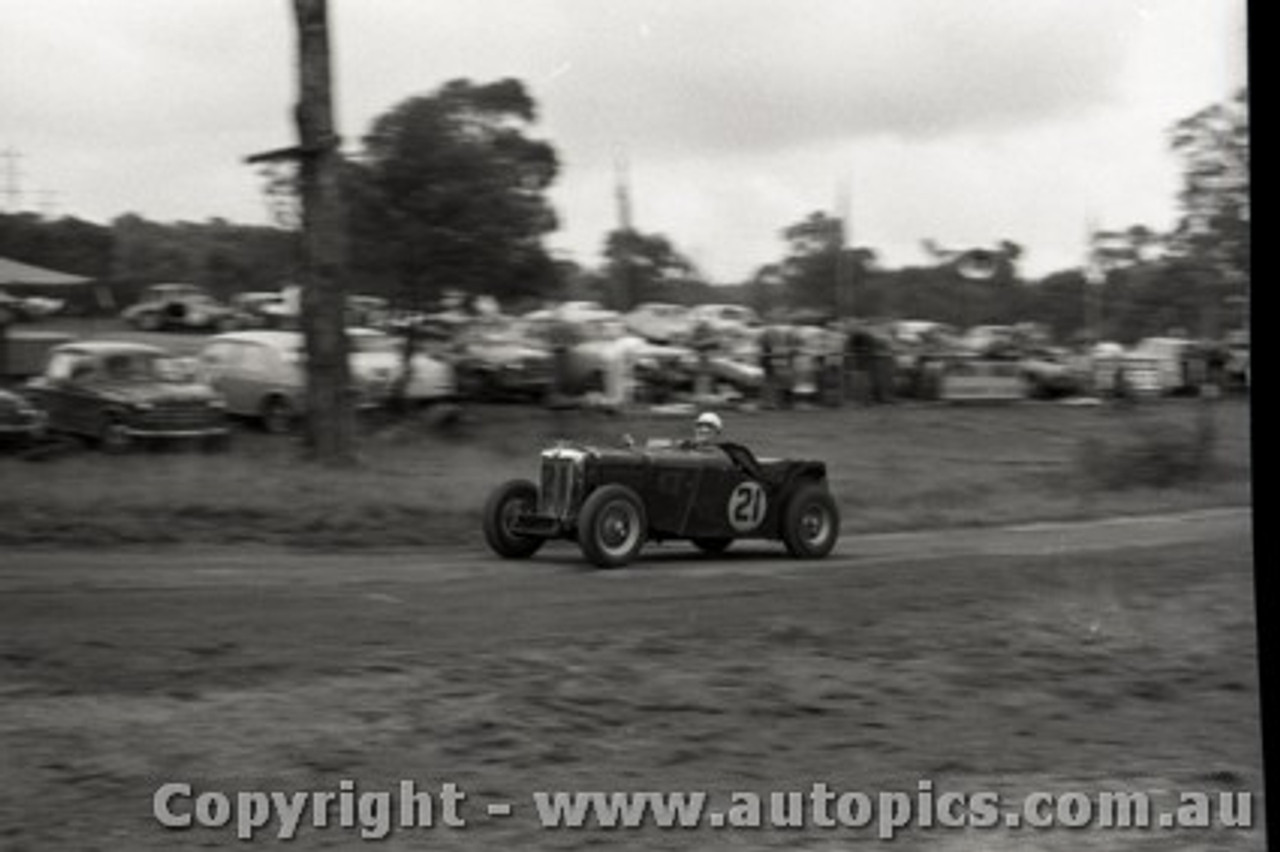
483, 440, 840, 568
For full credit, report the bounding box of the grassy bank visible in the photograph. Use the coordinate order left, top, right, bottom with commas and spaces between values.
0, 398, 1251, 548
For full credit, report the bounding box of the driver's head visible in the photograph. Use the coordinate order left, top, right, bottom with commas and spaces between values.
694, 411, 723, 441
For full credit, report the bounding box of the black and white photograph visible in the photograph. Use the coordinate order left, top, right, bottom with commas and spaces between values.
0, 1, 1256, 849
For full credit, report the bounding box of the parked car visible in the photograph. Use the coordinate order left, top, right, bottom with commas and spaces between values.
958, 325, 1020, 358
483, 438, 840, 568
198, 329, 453, 433
1223, 329, 1250, 390
346, 327, 456, 403
1129, 337, 1204, 395
623, 302, 695, 344
0, 387, 47, 446
346, 295, 391, 329
0, 289, 65, 322
888, 320, 960, 348
23, 341, 230, 452
230, 291, 288, 327
1019, 349, 1087, 399
564, 318, 691, 398
121, 283, 251, 333
689, 303, 761, 333
449, 319, 554, 402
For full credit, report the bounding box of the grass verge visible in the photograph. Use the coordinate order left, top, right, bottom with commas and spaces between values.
0, 398, 1251, 548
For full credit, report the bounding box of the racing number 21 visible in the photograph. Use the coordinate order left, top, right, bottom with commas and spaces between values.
728, 482, 767, 531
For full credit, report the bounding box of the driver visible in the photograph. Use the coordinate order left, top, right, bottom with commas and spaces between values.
625, 410, 724, 451
687, 411, 723, 449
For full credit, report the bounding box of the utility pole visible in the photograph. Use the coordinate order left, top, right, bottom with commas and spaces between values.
614, 150, 636, 310
289, 0, 355, 464
834, 177, 851, 319
1083, 217, 1104, 342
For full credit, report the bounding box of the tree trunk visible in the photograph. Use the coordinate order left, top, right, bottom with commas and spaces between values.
293, 0, 356, 464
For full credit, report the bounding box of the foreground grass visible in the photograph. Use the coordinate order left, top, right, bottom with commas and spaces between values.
0, 540, 1261, 850
0, 398, 1252, 548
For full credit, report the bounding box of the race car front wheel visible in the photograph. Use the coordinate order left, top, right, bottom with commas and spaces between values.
782, 483, 840, 559
578, 484, 647, 569
483, 479, 545, 559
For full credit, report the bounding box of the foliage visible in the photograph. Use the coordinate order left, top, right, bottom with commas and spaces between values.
1167, 87, 1249, 283
0, 212, 113, 278
347, 78, 561, 309
777, 211, 844, 311
109, 214, 298, 300
601, 227, 703, 309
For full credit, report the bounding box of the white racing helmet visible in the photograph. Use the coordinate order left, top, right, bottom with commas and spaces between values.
695, 411, 723, 433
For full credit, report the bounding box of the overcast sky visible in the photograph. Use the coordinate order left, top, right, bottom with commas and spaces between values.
1, 0, 1247, 283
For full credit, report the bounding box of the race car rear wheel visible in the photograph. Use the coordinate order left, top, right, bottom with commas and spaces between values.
781, 483, 839, 559
578, 484, 647, 569
483, 479, 545, 559
691, 537, 733, 555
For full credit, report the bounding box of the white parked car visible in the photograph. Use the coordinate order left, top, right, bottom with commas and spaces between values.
1129, 336, 1199, 394
197, 329, 454, 432
688, 303, 760, 332
523, 300, 618, 327
623, 301, 695, 344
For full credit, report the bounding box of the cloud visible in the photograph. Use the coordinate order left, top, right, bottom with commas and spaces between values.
513, 0, 1139, 157
0, 0, 1246, 283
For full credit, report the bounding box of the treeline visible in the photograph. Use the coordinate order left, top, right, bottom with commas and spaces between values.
0, 209, 1245, 344
0, 212, 298, 309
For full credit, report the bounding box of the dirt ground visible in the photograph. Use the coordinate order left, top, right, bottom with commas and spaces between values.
0, 511, 1262, 850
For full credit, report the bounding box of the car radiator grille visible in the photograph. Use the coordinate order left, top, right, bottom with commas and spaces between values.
539, 458, 580, 520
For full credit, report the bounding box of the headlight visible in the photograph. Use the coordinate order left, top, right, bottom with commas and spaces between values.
131, 401, 154, 412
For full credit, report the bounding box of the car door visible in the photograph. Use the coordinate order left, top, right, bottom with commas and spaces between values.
642, 452, 711, 535
238, 342, 295, 413
200, 341, 250, 415
36, 351, 101, 436
685, 457, 768, 539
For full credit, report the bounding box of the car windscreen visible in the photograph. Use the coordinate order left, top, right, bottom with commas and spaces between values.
100, 352, 177, 381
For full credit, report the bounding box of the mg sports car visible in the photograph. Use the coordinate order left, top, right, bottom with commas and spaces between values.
483, 439, 840, 568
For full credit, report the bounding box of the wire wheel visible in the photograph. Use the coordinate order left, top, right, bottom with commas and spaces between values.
578, 484, 647, 568
782, 483, 839, 559
482, 479, 545, 559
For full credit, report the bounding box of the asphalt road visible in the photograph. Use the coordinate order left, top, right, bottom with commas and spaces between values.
0, 508, 1262, 851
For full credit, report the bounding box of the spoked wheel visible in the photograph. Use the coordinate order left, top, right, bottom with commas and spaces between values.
482, 479, 545, 559
781, 483, 840, 558
577, 484, 647, 569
